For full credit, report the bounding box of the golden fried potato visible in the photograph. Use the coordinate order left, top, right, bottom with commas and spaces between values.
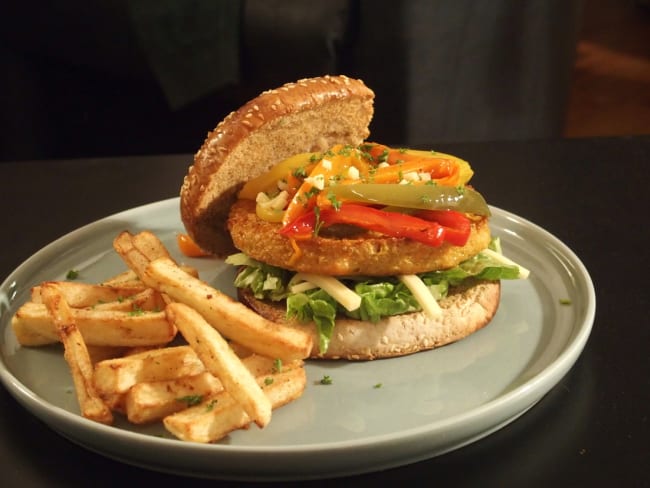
40, 283, 113, 424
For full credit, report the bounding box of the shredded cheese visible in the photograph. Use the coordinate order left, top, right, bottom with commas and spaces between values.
289, 281, 318, 293
291, 273, 362, 312
398, 274, 443, 319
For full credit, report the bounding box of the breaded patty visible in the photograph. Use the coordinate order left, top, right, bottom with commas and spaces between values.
228, 199, 491, 276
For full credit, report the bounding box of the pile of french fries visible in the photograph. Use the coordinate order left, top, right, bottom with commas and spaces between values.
11, 230, 313, 443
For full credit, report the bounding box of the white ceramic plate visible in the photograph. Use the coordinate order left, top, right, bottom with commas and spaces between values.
0, 198, 595, 481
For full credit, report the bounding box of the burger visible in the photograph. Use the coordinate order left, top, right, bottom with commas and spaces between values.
180, 75, 528, 360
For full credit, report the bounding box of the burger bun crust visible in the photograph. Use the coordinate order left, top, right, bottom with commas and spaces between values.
180, 75, 375, 257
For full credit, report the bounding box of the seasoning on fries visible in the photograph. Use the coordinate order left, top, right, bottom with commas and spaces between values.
10, 230, 308, 443
166, 302, 273, 428
145, 257, 313, 361
39, 283, 114, 425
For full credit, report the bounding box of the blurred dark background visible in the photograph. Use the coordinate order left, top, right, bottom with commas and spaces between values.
0, 0, 648, 162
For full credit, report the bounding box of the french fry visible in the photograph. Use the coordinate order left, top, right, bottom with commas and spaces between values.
101, 265, 199, 287
39, 283, 113, 425
113, 231, 312, 360
101, 269, 141, 286
146, 257, 312, 361
94, 345, 204, 396
31, 282, 148, 307
125, 355, 302, 424
93, 345, 205, 411
90, 288, 165, 312
10, 313, 51, 346
112, 230, 173, 287
163, 367, 307, 443
112, 230, 199, 307
12, 229, 311, 440
228, 341, 254, 359
125, 371, 222, 424
86, 345, 129, 364
166, 302, 272, 428
11, 303, 176, 347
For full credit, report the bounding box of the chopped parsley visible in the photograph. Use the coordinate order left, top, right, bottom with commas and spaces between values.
360, 149, 374, 162
327, 191, 342, 210
177, 395, 203, 407
129, 305, 145, 316
272, 358, 283, 373
319, 375, 333, 385
66, 269, 79, 280
301, 186, 322, 203
293, 166, 308, 178
313, 206, 324, 237
377, 148, 390, 164
337, 144, 353, 157
264, 377, 274, 386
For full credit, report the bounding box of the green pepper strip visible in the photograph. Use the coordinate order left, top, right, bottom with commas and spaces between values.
329, 183, 490, 216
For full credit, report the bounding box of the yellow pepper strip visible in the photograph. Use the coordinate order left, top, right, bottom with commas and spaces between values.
238, 152, 317, 200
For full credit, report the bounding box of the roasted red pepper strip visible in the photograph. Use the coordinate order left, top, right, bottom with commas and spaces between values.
279, 204, 471, 247
413, 209, 471, 246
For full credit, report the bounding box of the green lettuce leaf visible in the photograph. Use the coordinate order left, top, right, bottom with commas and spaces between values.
226, 237, 525, 353
287, 290, 337, 353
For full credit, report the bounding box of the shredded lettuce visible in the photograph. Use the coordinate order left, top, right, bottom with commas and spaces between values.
226, 237, 525, 353
420, 238, 521, 287
226, 253, 291, 302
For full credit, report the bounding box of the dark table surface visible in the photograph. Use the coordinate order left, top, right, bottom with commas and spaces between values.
1, 136, 649, 487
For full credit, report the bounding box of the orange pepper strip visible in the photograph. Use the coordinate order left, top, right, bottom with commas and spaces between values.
363, 143, 461, 186
282, 181, 319, 227
282, 145, 372, 226
176, 233, 211, 258
370, 156, 460, 185
286, 238, 304, 267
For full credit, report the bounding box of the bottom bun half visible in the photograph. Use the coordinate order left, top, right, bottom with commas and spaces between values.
238, 280, 501, 360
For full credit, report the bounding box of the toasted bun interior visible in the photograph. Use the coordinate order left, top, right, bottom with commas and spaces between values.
180, 75, 375, 256
238, 280, 501, 360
